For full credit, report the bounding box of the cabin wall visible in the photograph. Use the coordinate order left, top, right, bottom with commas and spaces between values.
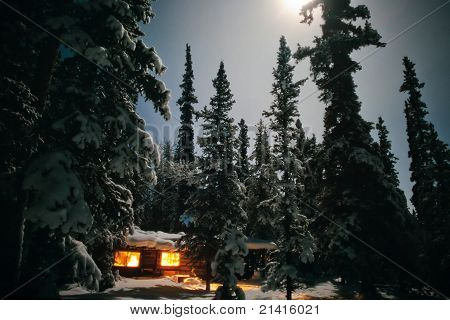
140, 249, 158, 272
160, 254, 207, 277
114, 247, 207, 278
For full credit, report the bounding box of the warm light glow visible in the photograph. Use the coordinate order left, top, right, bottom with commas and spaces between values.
127, 254, 140, 267
160, 252, 180, 267
284, 0, 310, 11
113, 251, 141, 268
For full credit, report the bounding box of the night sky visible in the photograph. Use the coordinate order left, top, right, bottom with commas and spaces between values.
137, 0, 450, 208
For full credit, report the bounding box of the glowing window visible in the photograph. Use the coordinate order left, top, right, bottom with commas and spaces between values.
113, 251, 141, 268
160, 252, 180, 267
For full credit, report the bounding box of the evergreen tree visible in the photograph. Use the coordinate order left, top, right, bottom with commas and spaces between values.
181, 62, 247, 298
375, 117, 400, 187
374, 116, 421, 289
162, 140, 174, 162
237, 118, 250, 181
262, 36, 314, 300
254, 119, 272, 168
401, 57, 442, 227
148, 139, 177, 231
8, 1, 171, 297
295, 1, 417, 297
174, 44, 198, 234
141, 140, 188, 233
400, 57, 450, 294
246, 120, 277, 239
0, 2, 41, 295
294, 118, 320, 219
175, 44, 198, 163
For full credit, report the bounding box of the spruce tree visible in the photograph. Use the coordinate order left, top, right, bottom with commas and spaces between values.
428, 130, 450, 295
174, 45, 198, 235
263, 36, 314, 300
374, 116, 421, 289
294, 118, 320, 219
143, 140, 186, 233
401, 57, 442, 227
254, 119, 272, 168
10, 1, 171, 297
0, 0, 48, 296
237, 118, 250, 181
182, 62, 247, 298
295, 1, 417, 297
176, 44, 198, 163
0, 24, 37, 299
400, 57, 450, 294
246, 120, 277, 239
162, 140, 174, 162
375, 117, 400, 187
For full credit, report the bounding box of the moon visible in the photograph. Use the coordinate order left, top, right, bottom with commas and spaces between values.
284, 0, 310, 11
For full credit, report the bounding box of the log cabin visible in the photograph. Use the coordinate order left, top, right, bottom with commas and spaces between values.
113, 227, 276, 281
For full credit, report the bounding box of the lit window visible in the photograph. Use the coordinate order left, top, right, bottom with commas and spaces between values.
114, 251, 141, 267
160, 252, 180, 267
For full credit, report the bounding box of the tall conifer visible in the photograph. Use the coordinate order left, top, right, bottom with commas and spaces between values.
182, 62, 247, 299
295, 0, 417, 296
176, 44, 198, 163
400, 57, 450, 294
263, 36, 314, 300
246, 120, 277, 239
237, 118, 250, 181
375, 117, 400, 187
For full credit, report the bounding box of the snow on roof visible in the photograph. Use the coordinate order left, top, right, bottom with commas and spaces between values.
245, 238, 277, 250
127, 228, 277, 251
126, 227, 185, 250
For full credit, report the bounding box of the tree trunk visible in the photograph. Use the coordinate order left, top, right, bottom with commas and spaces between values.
18, 227, 63, 299
284, 182, 293, 301
31, 37, 59, 111
0, 7, 59, 300
0, 173, 26, 299
205, 260, 212, 292
0, 200, 24, 298
286, 276, 292, 300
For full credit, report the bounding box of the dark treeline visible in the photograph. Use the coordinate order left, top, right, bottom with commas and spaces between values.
0, 0, 448, 300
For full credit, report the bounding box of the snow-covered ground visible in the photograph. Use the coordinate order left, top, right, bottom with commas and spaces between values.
61, 277, 213, 300
60, 276, 439, 300
60, 276, 342, 300
242, 281, 339, 300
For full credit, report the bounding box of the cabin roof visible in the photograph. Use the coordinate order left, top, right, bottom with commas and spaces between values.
127, 227, 277, 251
245, 238, 277, 250
127, 227, 184, 250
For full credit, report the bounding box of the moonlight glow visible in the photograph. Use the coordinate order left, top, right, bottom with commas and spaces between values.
284, 0, 310, 11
